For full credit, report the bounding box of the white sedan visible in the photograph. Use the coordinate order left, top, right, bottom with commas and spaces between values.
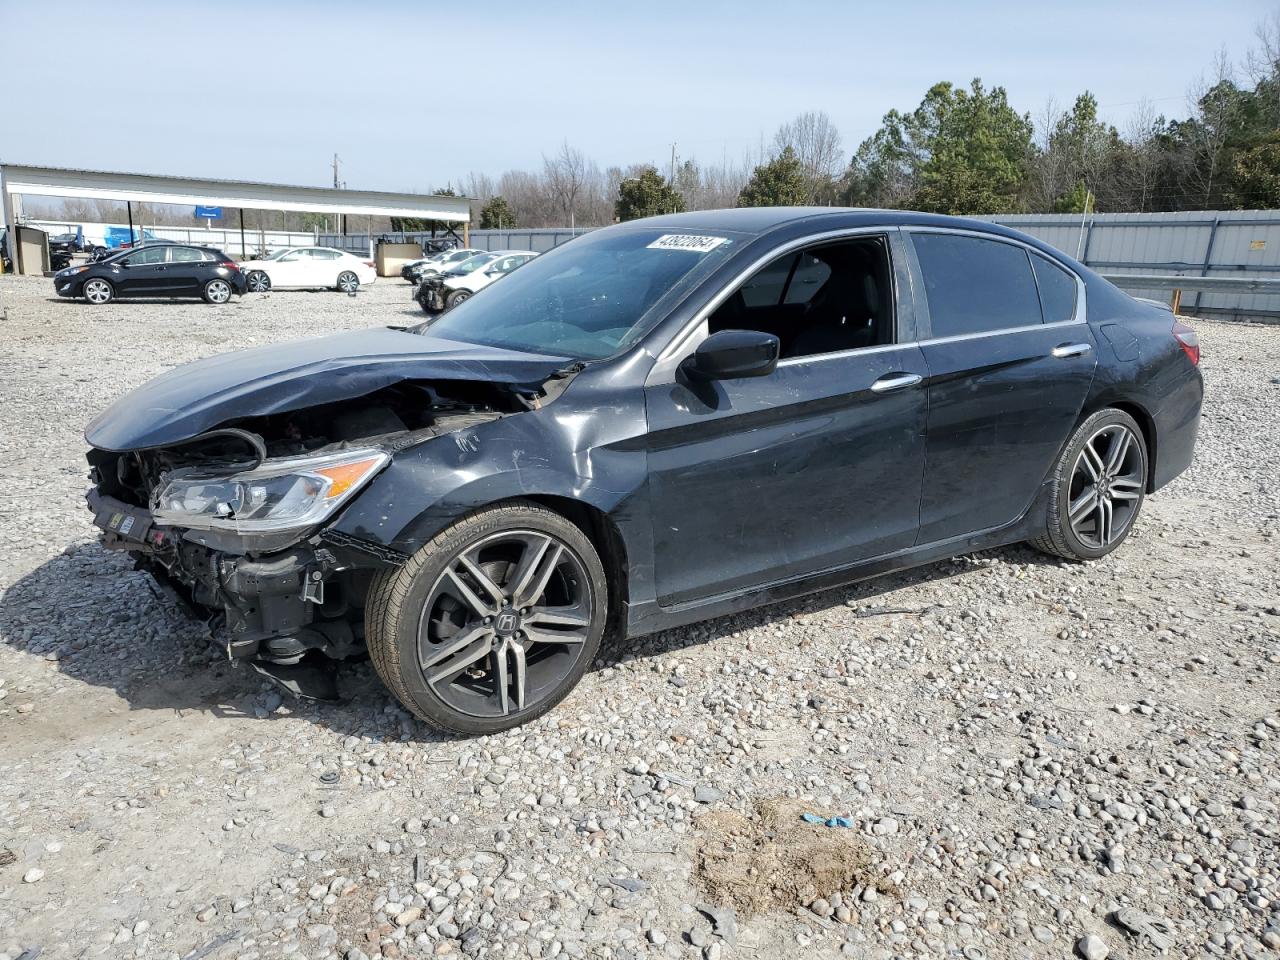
240, 247, 377, 293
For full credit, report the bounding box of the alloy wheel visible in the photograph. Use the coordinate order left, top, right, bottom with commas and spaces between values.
416, 530, 594, 719
247, 271, 270, 292
1067, 423, 1144, 549
338, 271, 359, 293
206, 279, 232, 304
84, 279, 112, 304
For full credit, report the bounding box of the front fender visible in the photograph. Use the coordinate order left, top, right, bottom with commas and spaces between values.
327, 390, 655, 601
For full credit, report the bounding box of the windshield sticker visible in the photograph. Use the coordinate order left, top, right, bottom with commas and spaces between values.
646, 234, 729, 253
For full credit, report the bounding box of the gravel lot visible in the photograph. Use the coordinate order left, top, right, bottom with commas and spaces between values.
0, 272, 1277, 960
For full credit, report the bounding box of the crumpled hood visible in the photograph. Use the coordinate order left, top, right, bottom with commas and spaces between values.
85, 327, 572, 452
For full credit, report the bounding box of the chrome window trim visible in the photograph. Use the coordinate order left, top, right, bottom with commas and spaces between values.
915, 317, 1083, 348
776, 341, 914, 368
649, 226, 898, 382
902, 225, 1088, 332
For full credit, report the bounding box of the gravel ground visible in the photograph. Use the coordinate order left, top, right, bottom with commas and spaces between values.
0, 273, 1277, 960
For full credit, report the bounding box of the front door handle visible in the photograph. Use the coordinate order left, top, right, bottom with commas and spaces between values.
870, 372, 924, 394
1052, 342, 1092, 359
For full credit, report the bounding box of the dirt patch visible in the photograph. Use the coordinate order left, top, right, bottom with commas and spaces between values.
694, 798, 876, 917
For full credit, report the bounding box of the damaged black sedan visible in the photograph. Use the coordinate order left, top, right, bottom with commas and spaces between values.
85, 208, 1203, 734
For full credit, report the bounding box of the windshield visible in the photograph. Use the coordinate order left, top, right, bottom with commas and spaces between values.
452, 254, 497, 275
423, 227, 739, 360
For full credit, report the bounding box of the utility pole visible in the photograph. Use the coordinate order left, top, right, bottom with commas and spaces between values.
332, 153, 341, 189
669, 143, 677, 186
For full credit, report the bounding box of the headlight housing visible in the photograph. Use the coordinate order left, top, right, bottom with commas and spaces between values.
151, 448, 389, 533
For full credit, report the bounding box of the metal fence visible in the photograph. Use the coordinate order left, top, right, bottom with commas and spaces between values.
980, 211, 1280, 321
318, 211, 1280, 321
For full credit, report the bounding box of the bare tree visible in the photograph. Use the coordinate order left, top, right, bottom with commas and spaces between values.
1184, 48, 1237, 207
1246, 7, 1280, 121
772, 111, 843, 202
543, 141, 588, 229
1122, 98, 1163, 212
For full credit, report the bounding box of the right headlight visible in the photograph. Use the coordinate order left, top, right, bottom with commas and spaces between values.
151, 448, 389, 533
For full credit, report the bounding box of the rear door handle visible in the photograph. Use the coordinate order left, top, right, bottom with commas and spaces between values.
1052, 342, 1092, 359
870, 372, 924, 394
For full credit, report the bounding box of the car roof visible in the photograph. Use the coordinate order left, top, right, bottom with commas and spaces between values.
490, 249, 535, 256
625, 206, 1085, 268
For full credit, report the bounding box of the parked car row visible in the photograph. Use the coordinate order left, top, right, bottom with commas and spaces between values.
400, 247, 484, 284
414, 250, 538, 313
54, 243, 377, 305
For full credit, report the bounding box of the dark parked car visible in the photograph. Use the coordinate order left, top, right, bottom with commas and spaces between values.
83, 208, 1202, 733
49, 227, 87, 256
55, 244, 246, 305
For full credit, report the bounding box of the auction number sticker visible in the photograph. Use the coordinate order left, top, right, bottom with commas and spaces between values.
647, 234, 728, 253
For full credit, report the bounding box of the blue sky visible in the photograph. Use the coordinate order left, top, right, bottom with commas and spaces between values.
1, 0, 1271, 193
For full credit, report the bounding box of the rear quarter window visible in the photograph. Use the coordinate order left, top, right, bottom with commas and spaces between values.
912, 233, 1043, 337
1031, 253, 1078, 323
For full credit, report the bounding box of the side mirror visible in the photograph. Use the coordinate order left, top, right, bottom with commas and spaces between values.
682, 329, 780, 381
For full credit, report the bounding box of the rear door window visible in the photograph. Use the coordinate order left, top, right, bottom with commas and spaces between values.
1030, 253, 1078, 323
170, 247, 205, 263
912, 233, 1042, 337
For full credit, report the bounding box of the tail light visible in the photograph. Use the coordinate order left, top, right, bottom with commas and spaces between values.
220, 260, 240, 271
364, 260, 376, 268
1172, 320, 1200, 365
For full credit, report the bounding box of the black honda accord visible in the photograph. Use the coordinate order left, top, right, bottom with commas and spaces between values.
83, 208, 1203, 734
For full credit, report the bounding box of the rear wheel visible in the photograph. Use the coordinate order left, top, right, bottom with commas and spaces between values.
1032, 408, 1147, 560
246, 271, 271, 293
337, 271, 360, 294
83, 278, 114, 304
203, 278, 233, 305
365, 502, 607, 735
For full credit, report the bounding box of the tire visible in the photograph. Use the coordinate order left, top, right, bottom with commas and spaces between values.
203, 278, 233, 305
246, 271, 271, 293
83, 278, 114, 305
1032, 408, 1148, 561
365, 501, 607, 735
445, 289, 471, 310
337, 271, 360, 294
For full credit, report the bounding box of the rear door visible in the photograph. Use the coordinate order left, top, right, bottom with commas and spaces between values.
906, 230, 1097, 544
166, 246, 210, 294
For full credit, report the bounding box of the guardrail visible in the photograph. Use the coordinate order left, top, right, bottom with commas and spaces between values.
1101, 274, 1280, 293
1101, 273, 1280, 319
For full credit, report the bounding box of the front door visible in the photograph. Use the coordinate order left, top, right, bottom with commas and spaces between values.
644, 233, 928, 606
907, 230, 1098, 544
113, 246, 170, 296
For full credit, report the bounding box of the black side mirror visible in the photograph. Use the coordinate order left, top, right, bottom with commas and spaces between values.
683, 329, 780, 380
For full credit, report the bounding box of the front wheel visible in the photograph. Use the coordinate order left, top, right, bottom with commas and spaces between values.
1032, 408, 1148, 560
445, 289, 471, 310
337, 271, 360, 294
365, 502, 607, 735
246, 271, 271, 293
83, 278, 114, 304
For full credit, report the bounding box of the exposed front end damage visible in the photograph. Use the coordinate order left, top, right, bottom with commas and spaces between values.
84, 372, 566, 695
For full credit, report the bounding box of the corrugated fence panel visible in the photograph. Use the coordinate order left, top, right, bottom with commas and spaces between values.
986, 210, 1280, 319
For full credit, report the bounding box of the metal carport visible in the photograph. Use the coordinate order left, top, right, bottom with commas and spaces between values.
0, 163, 472, 270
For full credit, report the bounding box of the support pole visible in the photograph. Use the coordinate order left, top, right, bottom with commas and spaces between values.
239, 209, 247, 258
127, 201, 135, 245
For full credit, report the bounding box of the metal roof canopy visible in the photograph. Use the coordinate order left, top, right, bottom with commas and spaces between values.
1, 161, 470, 223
